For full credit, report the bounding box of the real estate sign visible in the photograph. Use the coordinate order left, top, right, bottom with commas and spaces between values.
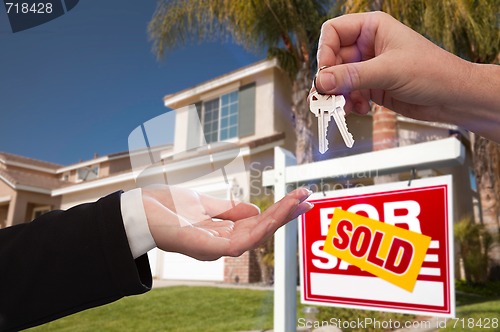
299, 175, 455, 317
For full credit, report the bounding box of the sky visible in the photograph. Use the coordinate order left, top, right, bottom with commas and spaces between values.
0, 1, 264, 165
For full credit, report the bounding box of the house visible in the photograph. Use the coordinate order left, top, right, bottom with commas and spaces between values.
0, 153, 62, 228
0, 59, 298, 284
0, 148, 164, 226
0, 58, 479, 283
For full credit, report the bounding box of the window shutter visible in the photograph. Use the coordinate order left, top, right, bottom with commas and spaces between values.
186, 102, 203, 150
238, 83, 256, 138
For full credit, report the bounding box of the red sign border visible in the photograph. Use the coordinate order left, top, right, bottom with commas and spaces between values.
299, 176, 455, 317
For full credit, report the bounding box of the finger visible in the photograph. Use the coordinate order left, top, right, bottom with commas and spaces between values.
259, 187, 311, 219
252, 188, 312, 237
317, 12, 404, 95
347, 90, 371, 115
288, 201, 314, 221
214, 202, 260, 221
199, 193, 260, 220
315, 56, 393, 95
239, 198, 313, 253
317, 12, 376, 68
216, 188, 313, 257
217, 202, 260, 220
337, 44, 362, 64
260, 196, 314, 227
197, 219, 235, 237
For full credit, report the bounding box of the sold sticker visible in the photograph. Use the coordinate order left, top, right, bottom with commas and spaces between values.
323, 208, 431, 292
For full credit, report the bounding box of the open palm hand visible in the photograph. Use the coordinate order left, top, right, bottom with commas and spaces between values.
142, 185, 313, 261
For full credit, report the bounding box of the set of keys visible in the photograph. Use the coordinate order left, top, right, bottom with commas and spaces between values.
309, 91, 354, 154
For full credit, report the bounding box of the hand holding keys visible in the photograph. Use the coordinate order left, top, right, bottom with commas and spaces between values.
309, 91, 354, 154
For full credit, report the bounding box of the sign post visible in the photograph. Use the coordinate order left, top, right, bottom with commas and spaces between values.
273, 147, 297, 332
299, 176, 455, 317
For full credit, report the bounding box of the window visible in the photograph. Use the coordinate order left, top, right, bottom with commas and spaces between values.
61, 172, 69, 182
32, 206, 51, 220
202, 91, 239, 143
76, 165, 99, 181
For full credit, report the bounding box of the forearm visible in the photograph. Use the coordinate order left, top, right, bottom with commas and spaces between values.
0, 191, 152, 331
451, 63, 500, 141
420, 53, 500, 141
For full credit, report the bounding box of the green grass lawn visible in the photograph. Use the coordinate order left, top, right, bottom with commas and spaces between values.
28, 286, 275, 332
440, 293, 500, 332
26, 285, 500, 332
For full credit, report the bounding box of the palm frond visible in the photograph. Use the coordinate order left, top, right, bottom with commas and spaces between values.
340, 0, 499, 63
149, 0, 336, 70
149, 0, 227, 58
267, 46, 299, 79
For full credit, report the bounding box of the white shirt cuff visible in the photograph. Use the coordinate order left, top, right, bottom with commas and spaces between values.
120, 188, 156, 259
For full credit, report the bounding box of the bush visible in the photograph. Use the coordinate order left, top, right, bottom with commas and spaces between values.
454, 216, 493, 283
455, 279, 500, 297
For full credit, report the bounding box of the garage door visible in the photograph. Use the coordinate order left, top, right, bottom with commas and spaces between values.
148, 249, 224, 281
148, 185, 229, 282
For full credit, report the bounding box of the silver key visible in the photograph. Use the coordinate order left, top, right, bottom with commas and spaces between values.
309, 92, 333, 153
330, 95, 354, 148
309, 91, 354, 153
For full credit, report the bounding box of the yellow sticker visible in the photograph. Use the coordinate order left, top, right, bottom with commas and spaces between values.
323, 208, 431, 292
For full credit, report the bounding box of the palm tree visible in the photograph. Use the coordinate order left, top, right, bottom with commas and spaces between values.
149, 0, 499, 277
473, 137, 500, 275
341, 0, 500, 276
148, 0, 333, 164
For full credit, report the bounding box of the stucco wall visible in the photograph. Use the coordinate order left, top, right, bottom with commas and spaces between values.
59, 179, 137, 210
0, 180, 15, 198
272, 68, 295, 154
251, 71, 275, 140
9, 190, 61, 226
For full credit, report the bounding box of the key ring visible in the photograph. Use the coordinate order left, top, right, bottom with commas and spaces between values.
313, 65, 329, 93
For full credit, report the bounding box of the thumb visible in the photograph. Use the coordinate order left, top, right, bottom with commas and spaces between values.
316, 56, 392, 95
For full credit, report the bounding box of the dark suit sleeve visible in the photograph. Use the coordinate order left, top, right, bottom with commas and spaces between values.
0, 191, 152, 331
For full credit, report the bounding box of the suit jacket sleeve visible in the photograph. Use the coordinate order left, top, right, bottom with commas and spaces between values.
0, 191, 152, 331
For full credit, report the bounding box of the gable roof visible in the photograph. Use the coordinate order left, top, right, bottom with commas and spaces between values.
163, 58, 279, 109
0, 168, 64, 193
0, 152, 62, 171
